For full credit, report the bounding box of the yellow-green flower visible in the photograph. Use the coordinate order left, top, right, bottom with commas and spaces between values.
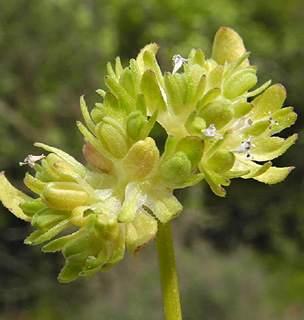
0, 27, 296, 282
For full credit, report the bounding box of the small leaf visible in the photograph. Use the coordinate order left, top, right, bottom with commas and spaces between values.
19, 198, 45, 217
208, 65, 223, 89
104, 76, 131, 101
130, 59, 141, 95
142, 51, 165, 88
115, 56, 123, 78
106, 62, 118, 81
199, 100, 233, 130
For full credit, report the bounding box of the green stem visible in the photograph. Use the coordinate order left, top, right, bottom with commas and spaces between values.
156, 221, 182, 320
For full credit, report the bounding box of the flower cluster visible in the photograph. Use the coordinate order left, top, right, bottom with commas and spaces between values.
0, 28, 296, 282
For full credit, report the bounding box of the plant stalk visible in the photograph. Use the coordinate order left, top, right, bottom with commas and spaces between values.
156, 221, 182, 320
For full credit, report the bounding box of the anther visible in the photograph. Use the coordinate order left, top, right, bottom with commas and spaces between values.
172, 54, 189, 74
19, 154, 46, 167
202, 124, 223, 138
231, 136, 255, 158
269, 116, 279, 129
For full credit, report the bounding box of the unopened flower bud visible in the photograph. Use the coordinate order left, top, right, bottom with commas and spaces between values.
205, 150, 235, 174
126, 111, 147, 140
42, 182, 89, 211
199, 101, 233, 130
123, 137, 159, 180
211, 27, 248, 67
95, 117, 129, 158
159, 151, 192, 184
94, 215, 119, 241
83, 142, 113, 173
223, 68, 257, 99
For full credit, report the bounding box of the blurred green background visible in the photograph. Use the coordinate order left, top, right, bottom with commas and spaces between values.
1, 0, 304, 319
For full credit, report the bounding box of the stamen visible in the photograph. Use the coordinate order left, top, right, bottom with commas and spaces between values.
172, 54, 189, 74
202, 124, 223, 138
231, 137, 255, 158
19, 154, 46, 167
269, 116, 279, 129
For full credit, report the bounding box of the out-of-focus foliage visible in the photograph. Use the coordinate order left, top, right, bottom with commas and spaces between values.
1, 0, 304, 319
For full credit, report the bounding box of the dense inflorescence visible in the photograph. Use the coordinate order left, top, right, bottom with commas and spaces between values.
0, 28, 296, 282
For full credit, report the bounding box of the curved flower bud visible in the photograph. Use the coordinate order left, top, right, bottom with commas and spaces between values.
83, 142, 114, 174
211, 27, 249, 67
223, 68, 258, 99
126, 110, 148, 140
123, 137, 159, 180
159, 151, 192, 184
42, 182, 89, 211
95, 117, 130, 159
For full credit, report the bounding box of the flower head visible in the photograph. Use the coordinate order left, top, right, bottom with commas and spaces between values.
0, 27, 296, 281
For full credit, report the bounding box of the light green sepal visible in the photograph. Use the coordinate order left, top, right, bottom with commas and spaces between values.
136, 43, 159, 74
171, 173, 205, 190
141, 70, 167, 113
145, 189, 183, 223
103, 228, 126, 265
254, 166, 294, 184
58, 262, 83, 283
125, 209, 157, 258
224, 169, 251, 179
19, 198, 45, 217
42, 233, 76, 252
118, 182, 148, 222
25, 219, 72, 245
252, 134, 297, 161
200, 167, 227, 197
241, 161, 272, 179
250, 84, 286, 119
24, 173, 46, 194
80, 96, 96, 133
0, 172, 32, 221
